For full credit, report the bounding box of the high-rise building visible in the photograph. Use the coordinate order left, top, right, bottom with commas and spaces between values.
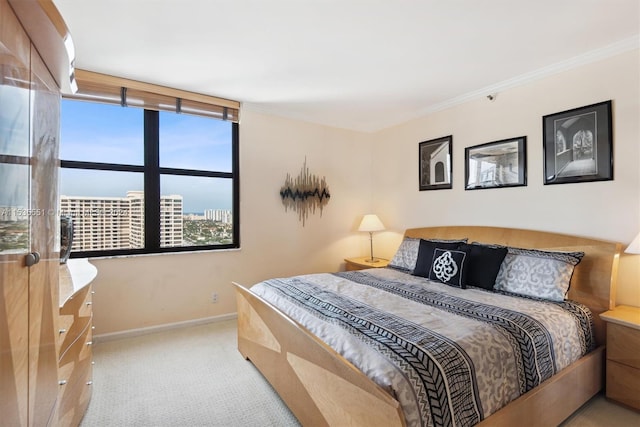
60, 195, 131, 251
159, 194, 183, 247
204, 208, 232, 223
60, 191, 183, 251
127, 191, 145, 248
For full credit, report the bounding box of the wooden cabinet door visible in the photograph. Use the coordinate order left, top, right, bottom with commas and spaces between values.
0, 1, 33, 425
28, 48, 61, 427
1, 1, 61, 425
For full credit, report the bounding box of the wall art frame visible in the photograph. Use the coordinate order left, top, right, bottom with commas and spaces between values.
542, 100, 613, 185
419, 135, 452, 191
465, 136, 527, 190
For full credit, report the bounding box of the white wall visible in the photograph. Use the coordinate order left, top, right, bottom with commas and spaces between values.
91, 49, 639, 336
90, 109, 374, 335
371, 50, 640, 306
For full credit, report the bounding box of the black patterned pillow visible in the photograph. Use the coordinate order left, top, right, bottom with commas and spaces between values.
459, 243, 508, 290
428, 248, 469, 288
494, 247, 585, 301
412, 239, 465, 278
388, 237, 468, 277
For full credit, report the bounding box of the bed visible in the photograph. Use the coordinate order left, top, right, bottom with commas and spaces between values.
234, 226, 621, 426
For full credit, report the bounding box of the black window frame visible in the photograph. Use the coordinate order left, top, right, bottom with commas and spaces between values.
61, 105, 240, 258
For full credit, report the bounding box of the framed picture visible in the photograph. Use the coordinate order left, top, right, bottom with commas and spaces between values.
465, 136, 527, 190
419, 135, 452, 191
543, 100, 612, 185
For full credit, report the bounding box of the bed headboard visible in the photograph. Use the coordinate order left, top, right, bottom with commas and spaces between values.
404, 226, 622, 346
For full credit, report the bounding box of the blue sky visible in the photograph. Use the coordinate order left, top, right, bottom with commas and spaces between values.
60, 100, 233, 212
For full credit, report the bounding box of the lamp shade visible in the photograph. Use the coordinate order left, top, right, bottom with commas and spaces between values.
358, 214, 385, 232
625, 232, 640, 254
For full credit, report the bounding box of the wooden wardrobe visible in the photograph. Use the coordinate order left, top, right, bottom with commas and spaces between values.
0, 0, 78, 425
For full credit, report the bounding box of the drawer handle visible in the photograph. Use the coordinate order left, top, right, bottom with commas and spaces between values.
59, 329, 67, 334
58, 380, 67, 386
86, 301, 92, 306
87, 341, 93, 346
86, 381, 93, 386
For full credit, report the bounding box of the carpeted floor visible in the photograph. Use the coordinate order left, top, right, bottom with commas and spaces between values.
561, 393, 640, 427
81, 320, 299, 427
81, 319, 640, 427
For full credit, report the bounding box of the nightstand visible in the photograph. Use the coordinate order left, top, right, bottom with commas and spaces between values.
344, 256, 389, 271
600, 305, 640, 411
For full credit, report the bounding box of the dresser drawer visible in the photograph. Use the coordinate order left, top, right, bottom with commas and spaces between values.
59, 285, 93, 354
59, 320, 92, 376
57, 313, 75, 348
58, 339, 93, 427
60, 284, 91, 317
606, 359, 640, 410
607, 323, 640, 369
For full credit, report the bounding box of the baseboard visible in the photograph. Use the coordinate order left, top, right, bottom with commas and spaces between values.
94, 312, 238, 343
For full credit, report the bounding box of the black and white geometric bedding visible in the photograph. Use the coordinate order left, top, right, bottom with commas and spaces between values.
250, 268, 595, 427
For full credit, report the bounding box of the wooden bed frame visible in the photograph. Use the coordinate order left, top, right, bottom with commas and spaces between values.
234, 226, 621, 426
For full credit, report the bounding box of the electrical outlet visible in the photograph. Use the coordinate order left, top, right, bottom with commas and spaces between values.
211, 292, 218, 303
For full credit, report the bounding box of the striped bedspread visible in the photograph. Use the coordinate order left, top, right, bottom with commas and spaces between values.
251, 268, 594, 427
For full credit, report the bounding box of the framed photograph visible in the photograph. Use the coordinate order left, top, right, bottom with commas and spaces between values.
543, 100, 612, 185
419, 135, 452, 191
465, 136, 527, 190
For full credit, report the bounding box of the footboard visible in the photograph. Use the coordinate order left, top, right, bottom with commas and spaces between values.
233, 282, 406, 427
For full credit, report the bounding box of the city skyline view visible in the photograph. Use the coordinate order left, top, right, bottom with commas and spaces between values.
59, 191, 233, 251
60, 99, 234, 213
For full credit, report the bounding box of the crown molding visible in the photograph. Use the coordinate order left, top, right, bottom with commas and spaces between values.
420, 36, 639, 116
242, 36, 639, 133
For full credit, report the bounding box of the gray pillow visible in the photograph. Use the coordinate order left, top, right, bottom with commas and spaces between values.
388, 237, 420, 272
494, 247, 585, 302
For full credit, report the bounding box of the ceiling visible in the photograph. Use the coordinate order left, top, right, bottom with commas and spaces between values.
52, 0, 639, 133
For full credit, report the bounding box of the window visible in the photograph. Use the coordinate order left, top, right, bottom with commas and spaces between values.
60, 71, 239, 257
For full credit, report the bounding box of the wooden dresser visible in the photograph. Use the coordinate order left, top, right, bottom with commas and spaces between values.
57, 259, 97, 426
600, 305, 640, 411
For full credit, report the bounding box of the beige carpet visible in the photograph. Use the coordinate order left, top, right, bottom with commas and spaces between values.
81, 320, 299, 426
81, 319, 640, 427
560, 391, 640, 426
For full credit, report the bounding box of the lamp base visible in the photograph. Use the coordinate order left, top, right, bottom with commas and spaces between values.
364, 258, 382, 263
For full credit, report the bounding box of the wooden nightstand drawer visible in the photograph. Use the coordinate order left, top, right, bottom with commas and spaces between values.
607, 322, 640, 369
600, 305, 640, 411
606, 359, 640, 410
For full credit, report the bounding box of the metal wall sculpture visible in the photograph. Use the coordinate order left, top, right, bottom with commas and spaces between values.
280, 158, 330, 226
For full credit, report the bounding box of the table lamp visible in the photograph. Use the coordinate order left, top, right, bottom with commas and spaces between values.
625, 232, 640, 254
358, 214, 385, 263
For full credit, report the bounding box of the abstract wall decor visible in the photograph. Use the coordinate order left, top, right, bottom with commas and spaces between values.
280, 158, 330, 226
